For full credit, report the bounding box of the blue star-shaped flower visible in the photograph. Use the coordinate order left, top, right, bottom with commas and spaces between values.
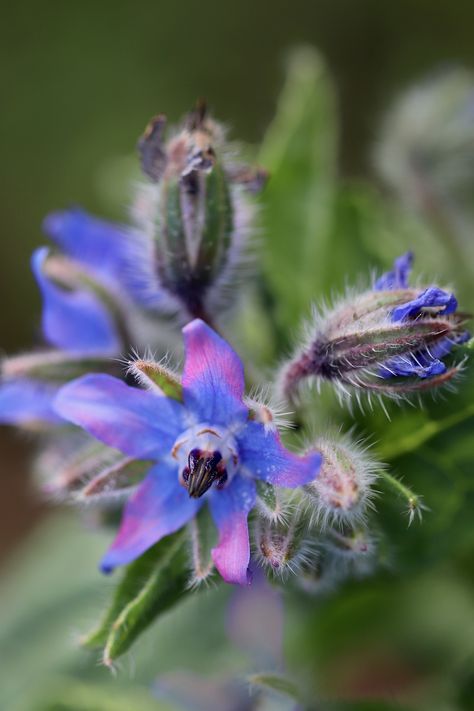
55, 319, 321, 585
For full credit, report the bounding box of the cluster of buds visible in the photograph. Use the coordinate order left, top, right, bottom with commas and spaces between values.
133, 101, 267, 322
279, 252, 469, 404
253, 430, 381, 591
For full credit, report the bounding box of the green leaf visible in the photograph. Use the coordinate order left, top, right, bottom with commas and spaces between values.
247, 673, 302, 702
83, 530, 191, 664
32, 679, 171, 711
258, 46, 337, 342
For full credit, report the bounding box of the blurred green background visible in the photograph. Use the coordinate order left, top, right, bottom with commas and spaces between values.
2, 2, 474, 709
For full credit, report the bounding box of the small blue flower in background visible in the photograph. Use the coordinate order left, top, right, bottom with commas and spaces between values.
0, 209, 147, 426
375, 252, 470, 380
54, 319, 322, 585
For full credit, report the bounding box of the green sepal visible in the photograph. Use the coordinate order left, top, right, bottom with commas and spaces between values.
196, 161, 234, 279
187, 505, 218, 585
130, 358, 183, 401
82, 529, 190, 664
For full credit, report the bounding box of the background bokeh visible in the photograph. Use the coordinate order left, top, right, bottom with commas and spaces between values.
2, 2, 474, 709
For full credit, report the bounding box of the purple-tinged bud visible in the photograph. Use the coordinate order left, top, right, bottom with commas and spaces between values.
303, 434, 379, 527
255, 513, 315, 578
133, 102, 267, 323
280, 253, 470, 403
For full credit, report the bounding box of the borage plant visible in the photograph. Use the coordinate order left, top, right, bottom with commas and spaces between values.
2, 48, 473, 709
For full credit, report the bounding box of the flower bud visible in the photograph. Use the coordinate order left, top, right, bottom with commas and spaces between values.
255, 511, 315, 578
303, 433, 378, 527
324, 526, 378, 579
133, 102, 267, 322
280, 253, 469, 402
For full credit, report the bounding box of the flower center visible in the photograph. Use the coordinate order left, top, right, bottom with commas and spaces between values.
172, 424, 238, 498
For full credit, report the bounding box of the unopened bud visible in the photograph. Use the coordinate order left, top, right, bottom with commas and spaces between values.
324, 526, 378, 579
133, 102, 267, 322
280, 253, 469, 402
303, 434, 378, 527
255, 512, 315, 578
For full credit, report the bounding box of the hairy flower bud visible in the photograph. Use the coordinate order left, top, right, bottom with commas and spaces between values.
133, 102, 267, 322
280, 253, 469, 403
303, 433, 378, 527
255, 511, 315, 578
324, 526, 378, 579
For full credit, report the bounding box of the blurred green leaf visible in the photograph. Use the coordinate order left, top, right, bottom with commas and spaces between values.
259, 46, 337, 344
33, 679, 171, 711
248, 672, 302, 702
83, 530, 191, 665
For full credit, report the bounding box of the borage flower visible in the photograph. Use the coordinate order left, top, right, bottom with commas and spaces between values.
280, 252, 469, 402
54, 320, 321, 584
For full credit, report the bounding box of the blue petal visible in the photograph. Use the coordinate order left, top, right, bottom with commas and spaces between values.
0, 379, 63, 425
374, 252, 413, 291
101, 462, 201, 572
209, 475, 256, 585
54, 374, 184, 459
32, 248, 121, 354
182, 320, 247, 426
380, 355, 447, 379
236, 421, 321, 487
391, 286, 458, 322
380, 331, 469, 380
44, 209, 164, 308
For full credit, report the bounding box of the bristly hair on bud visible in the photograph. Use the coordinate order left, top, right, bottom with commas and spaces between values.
279, 252, 470, 407
302, 432, 379, 529
254, 509, 317, 579
244, 385, 293, 433
131, 101, 268, 325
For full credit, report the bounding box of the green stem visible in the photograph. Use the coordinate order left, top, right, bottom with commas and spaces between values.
377, 469, 425, 524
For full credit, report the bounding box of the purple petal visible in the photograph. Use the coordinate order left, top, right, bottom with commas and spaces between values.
101, 462, 200, 572
0, 380, 63, 425
44, 209, 164, 309
182, 320, 247, 426
237, 421, 322, 487
209, 475, 256, 585
32, 248, 121, 354
374, 252, 413, 291
391, 286, 458, 322
54, 374, 184, 459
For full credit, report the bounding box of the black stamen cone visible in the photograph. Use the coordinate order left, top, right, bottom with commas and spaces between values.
185, 449, 225, 498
